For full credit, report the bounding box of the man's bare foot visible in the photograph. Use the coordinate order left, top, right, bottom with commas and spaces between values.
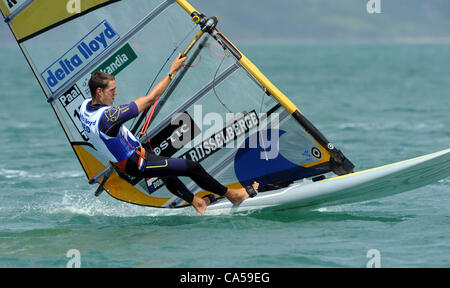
225, 181, 259, 205
192, 195, 218, 214
192, 196, 207, 214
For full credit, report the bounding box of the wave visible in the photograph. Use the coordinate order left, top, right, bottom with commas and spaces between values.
338, 121, 445, 132
0, 168, 84, 180
42, 191, 193, 218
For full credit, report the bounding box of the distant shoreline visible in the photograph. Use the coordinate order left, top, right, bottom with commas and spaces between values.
2, 37, 450, 49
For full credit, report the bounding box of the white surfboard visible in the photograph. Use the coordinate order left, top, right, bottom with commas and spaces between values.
198, 148, 450, 215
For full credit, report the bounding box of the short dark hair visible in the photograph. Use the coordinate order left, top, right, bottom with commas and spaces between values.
88, 72, 115, 98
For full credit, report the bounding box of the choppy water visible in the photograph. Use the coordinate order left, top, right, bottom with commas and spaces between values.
0, 43, 449, 267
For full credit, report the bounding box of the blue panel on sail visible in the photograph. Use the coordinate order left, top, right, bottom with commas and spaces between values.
234, 129, 328, 187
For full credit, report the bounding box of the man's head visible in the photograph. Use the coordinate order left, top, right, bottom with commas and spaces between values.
89, 72, 117, 106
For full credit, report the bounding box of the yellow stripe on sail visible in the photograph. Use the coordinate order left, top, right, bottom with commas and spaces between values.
302, 140, 331, 168
0, 1, 11, 15
7, 0, 115, 41
73, 145, 170, 208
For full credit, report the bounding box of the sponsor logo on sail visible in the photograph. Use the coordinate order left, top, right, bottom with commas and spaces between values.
150, 112, 202, 158
41, 20, 120, 94
147, 178, 164, 193
59, 84, 89, 141
181, 111, 260, 162
93, 43, 137, 76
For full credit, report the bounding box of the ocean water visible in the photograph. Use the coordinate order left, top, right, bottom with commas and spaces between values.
0, 43, 449, 268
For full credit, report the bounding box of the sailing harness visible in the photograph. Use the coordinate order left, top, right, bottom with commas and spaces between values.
94, 135, 146, 197
110, 141, 146, 174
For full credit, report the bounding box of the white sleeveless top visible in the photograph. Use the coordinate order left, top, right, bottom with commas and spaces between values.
79, 99, 140, 163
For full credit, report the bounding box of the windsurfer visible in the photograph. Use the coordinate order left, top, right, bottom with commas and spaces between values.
79, 54, 258, 214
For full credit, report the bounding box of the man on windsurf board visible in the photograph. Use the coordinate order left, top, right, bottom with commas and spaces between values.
79, 54, 258, 214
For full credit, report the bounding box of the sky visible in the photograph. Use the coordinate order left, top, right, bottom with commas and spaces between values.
188, 0, 450, 43
2, 0, 450, 47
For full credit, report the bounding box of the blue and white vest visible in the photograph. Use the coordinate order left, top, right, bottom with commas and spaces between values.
79, 99, 140, 163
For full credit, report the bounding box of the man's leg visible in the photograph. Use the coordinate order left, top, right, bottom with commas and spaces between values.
161, 176, 208, 214
160, 176, 194, 204
126, 151, 257, 209
143, 154, 228, 197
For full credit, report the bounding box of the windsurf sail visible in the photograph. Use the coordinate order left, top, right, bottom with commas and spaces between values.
1, 0, 354, 208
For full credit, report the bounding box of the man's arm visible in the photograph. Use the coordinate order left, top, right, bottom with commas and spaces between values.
99, 103, 139, 137
134, 54, 187, 113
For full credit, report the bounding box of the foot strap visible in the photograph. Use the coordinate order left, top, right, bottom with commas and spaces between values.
245, 185, 258, 198
202, 194, 218, 205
